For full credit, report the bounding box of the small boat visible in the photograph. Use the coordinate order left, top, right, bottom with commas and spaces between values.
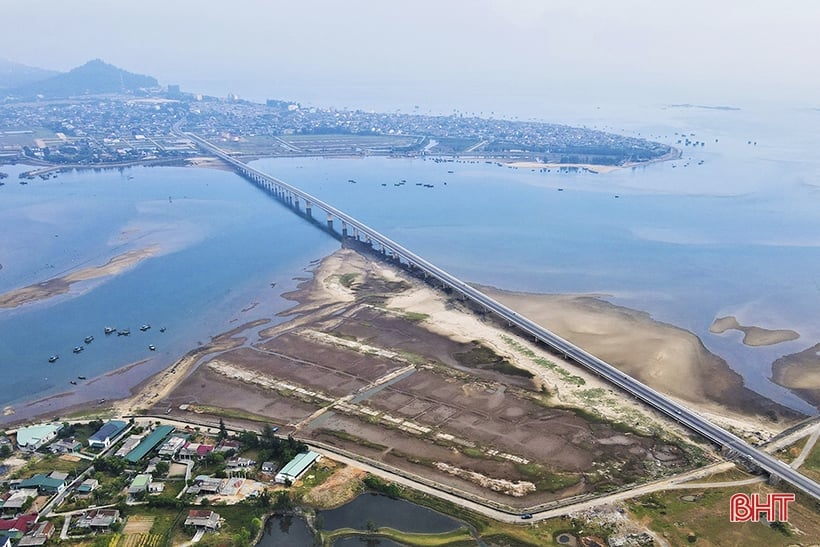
104, 326, 116, 335
73, 346, 84, 353
78, 376, 86, 380
148, 344, 156, 351
70, 381, 77, 385
97, 398, 106, 405
159, 327, 166, 333
140, 324, 151, 331
84, 335, 94, 344
118, 328, 131, 336
48, 355, 59, 363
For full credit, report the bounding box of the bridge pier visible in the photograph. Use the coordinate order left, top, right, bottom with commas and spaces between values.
306, 201, 312, 218
327, 213, 334, 231
342, 221, 348, 237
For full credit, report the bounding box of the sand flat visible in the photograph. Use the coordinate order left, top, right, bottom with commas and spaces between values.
709, 315, 799, 346
0, 246, 160, 308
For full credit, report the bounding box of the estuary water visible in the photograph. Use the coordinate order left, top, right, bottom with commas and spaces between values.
1, 103, 819, 418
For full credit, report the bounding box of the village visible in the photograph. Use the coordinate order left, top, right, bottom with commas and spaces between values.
0, 417, 325, 546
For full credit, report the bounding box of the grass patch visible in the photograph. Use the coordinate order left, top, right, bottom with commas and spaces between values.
317, 428, 388, 451
515, 463, 581, 492
628, 486, 820, 546
403, 311, 430, 323
322, 526, 473, 546
800, 439, 820, 481
501, 336, 585, 385
10, 453, 92, 479
453, 342, 533, 379
338, 273, 358, 288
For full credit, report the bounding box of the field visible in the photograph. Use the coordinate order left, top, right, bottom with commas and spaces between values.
157, 251, 696, 509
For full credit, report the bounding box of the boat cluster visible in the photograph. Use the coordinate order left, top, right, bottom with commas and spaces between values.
47, 324, 166, 371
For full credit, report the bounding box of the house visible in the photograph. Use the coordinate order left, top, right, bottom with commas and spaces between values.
17, 521, 54, 547
88, 420, 127, 449
128, 473, 152, 495
157, 436, 186, 458
178, 442, 214, 460
16, 473, 66, 494
275, 451, 320, 484
75, 509, 120, 530
49, 437, 81, 454
184, 509, 221, 530
148, 481, 165, 494
0, 513, 37, 540
15, 424, 62, 452
226, 457, 255, 469
0, 489, 38, 517
186, 475, 222, 495
76, 478, 99, 494
1, 535, 10, 547
261, 461, 276, 473
115, 435, 144, 457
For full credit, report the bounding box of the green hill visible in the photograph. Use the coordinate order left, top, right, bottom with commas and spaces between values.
8, 59, 158, 98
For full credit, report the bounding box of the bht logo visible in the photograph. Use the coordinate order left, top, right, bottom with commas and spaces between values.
729, 493, 795, 523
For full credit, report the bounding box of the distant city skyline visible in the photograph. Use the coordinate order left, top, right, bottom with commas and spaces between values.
3, 0, 820, 115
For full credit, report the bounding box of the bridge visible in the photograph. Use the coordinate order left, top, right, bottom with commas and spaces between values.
184, 132, 820, 502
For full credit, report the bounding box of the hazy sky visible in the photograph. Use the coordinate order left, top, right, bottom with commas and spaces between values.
3, 1, 819, 114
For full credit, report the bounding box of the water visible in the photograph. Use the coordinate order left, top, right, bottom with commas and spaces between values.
2, 103, 819, 416
317, 493, 462, 533
255, 514, 315, 547
0, 164, 337, 419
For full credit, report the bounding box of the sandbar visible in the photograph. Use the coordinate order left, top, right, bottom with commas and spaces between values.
771, 343, 820, 408
0, 246, 159, 309
710, 315, 799, 346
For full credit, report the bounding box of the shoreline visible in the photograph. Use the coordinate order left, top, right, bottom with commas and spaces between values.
1, 248, 804, 433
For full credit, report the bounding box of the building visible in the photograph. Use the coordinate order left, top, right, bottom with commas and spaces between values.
1, 535, 10, 547
75, 509, 119, 530
157, 436, 186, 458
128, 474, 152, 495
0, 514, 37, 541
115, 435, 144, 457
186, 475, 222, 496
16, 473, 66, 495
184, 510, 221, 530
76, 479, 99, 495
275, 451, 320, 484
148, 481, 164, 495
15, 424, 62, 452
49, 437, 81, 454
88, 420, 127, 449
125, 425, 174, 463
17, 521, 54, 547
0, 489, 37, 517
261, 461, 276, 473
178, 442, 214, 460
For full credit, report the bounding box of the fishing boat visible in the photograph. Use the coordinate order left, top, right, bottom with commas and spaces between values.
73, 346, 84, 353
104, 326, 116, 335
84, 335, 94, 344
48, 355, 59, 363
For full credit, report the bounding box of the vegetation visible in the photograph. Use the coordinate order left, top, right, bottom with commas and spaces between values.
453, 342, 534, 379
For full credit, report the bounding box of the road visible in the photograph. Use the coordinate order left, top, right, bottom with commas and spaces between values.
183, 132, 820, 502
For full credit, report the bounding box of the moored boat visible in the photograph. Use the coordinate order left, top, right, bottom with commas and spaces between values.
48, 355, 59, 363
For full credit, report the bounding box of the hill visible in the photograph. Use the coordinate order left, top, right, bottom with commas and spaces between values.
0, 58, 59, 90
8, 59, 158, 98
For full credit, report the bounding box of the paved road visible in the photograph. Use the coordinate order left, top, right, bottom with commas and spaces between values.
183, 133, 820, 502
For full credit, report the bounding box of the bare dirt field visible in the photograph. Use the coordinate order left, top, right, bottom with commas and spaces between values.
158, 249, 699, 508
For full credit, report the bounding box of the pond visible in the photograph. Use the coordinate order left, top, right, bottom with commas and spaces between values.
318, 493, 462, 534
255, 514, 315, 547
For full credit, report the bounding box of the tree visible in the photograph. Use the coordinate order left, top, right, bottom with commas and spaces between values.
155, 461, 170, 477
0, 444, 11, 458
217, 418, 228, 442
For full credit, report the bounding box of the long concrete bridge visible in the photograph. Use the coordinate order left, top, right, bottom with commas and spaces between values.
185, 132, 820, 502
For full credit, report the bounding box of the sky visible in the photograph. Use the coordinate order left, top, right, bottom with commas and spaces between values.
2, 0, 819, 116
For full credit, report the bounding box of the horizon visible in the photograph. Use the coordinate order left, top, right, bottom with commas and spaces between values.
2, 1, 820, 118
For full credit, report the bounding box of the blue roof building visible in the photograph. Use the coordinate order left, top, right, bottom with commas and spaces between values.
88, 421, 128, 449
